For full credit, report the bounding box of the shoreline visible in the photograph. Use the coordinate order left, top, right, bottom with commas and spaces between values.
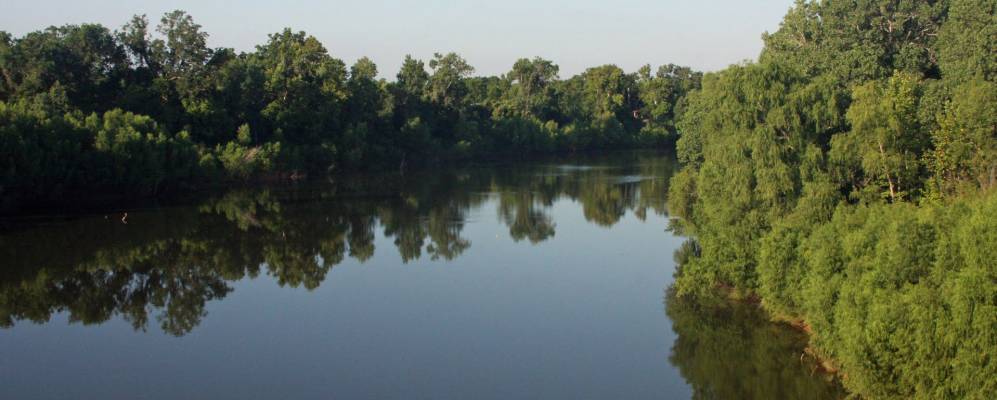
711, 284, 846, 382
0, 148, 675, 219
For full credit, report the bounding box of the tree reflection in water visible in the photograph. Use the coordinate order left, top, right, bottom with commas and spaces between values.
1, 152, 845, 397
0, 152, 675, 336
665, 289, 847, 400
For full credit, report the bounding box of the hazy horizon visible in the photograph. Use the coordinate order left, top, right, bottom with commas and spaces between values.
1, 0, 794, 78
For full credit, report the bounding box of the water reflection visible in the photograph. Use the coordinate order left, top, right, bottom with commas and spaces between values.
1, 152, 849, 398
665, 290, 846, 400
0, 152, 674, 336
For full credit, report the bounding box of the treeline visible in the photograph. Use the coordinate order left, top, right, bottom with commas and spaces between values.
666, 0, 995, 399
0, 11, 700, 210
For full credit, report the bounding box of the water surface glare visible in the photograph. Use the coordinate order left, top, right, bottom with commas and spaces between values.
0, 152, 844, 399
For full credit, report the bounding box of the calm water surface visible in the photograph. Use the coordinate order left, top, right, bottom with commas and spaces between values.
0, 152, 843, 399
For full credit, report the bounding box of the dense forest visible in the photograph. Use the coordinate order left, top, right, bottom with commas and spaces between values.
666, 0, 996, 399
0, 12, 700, 211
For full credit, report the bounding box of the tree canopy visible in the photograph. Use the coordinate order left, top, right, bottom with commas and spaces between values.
0, 11, 702, 212
668, 1, 996, 398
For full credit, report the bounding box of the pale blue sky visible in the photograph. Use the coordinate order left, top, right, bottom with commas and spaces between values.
1, 0, 794, 77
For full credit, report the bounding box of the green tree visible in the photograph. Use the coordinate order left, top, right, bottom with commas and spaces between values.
936, 0, 997, 85
427, 52, 474, 110
504, 57, 559, 119
928, 79, 997, 194
253, 28, 347, 169
637, 64, 703, 145
832, 72, 927, 202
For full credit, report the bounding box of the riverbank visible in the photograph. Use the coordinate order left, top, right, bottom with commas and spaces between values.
664, 286, 847, 399
711, 284, 843, 376
704, 285, 840, 374
670, 191, 997, 399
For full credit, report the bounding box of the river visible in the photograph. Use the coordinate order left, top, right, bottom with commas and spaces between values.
0, 151, 843, 399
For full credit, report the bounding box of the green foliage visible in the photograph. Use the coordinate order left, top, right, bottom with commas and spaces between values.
427, 52, 474, 111
761, 0, 947, 83
0, 24, 129, 112
0, 12, 701, 211
504, 57, 559, 119
0, 99, 200, 205
936, 0, 997, 85
216, 141, 281, 181
928, 79, 997, 195
254, 28, 347, 151
669, 1, 997, 398
636, 64, 703, 146
831, 71, 929, 202
0, 97, 87, 203
794, 197, 996, 399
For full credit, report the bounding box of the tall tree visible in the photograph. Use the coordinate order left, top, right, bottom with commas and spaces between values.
253, 29, 347, 148
427, 52, 474, 110
832, 72, 927, 202
505, 57, 559, 118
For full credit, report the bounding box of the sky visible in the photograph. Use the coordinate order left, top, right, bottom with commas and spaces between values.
1, 0, 794, 78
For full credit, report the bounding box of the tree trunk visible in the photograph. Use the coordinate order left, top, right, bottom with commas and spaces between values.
878, 141, 897, 201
